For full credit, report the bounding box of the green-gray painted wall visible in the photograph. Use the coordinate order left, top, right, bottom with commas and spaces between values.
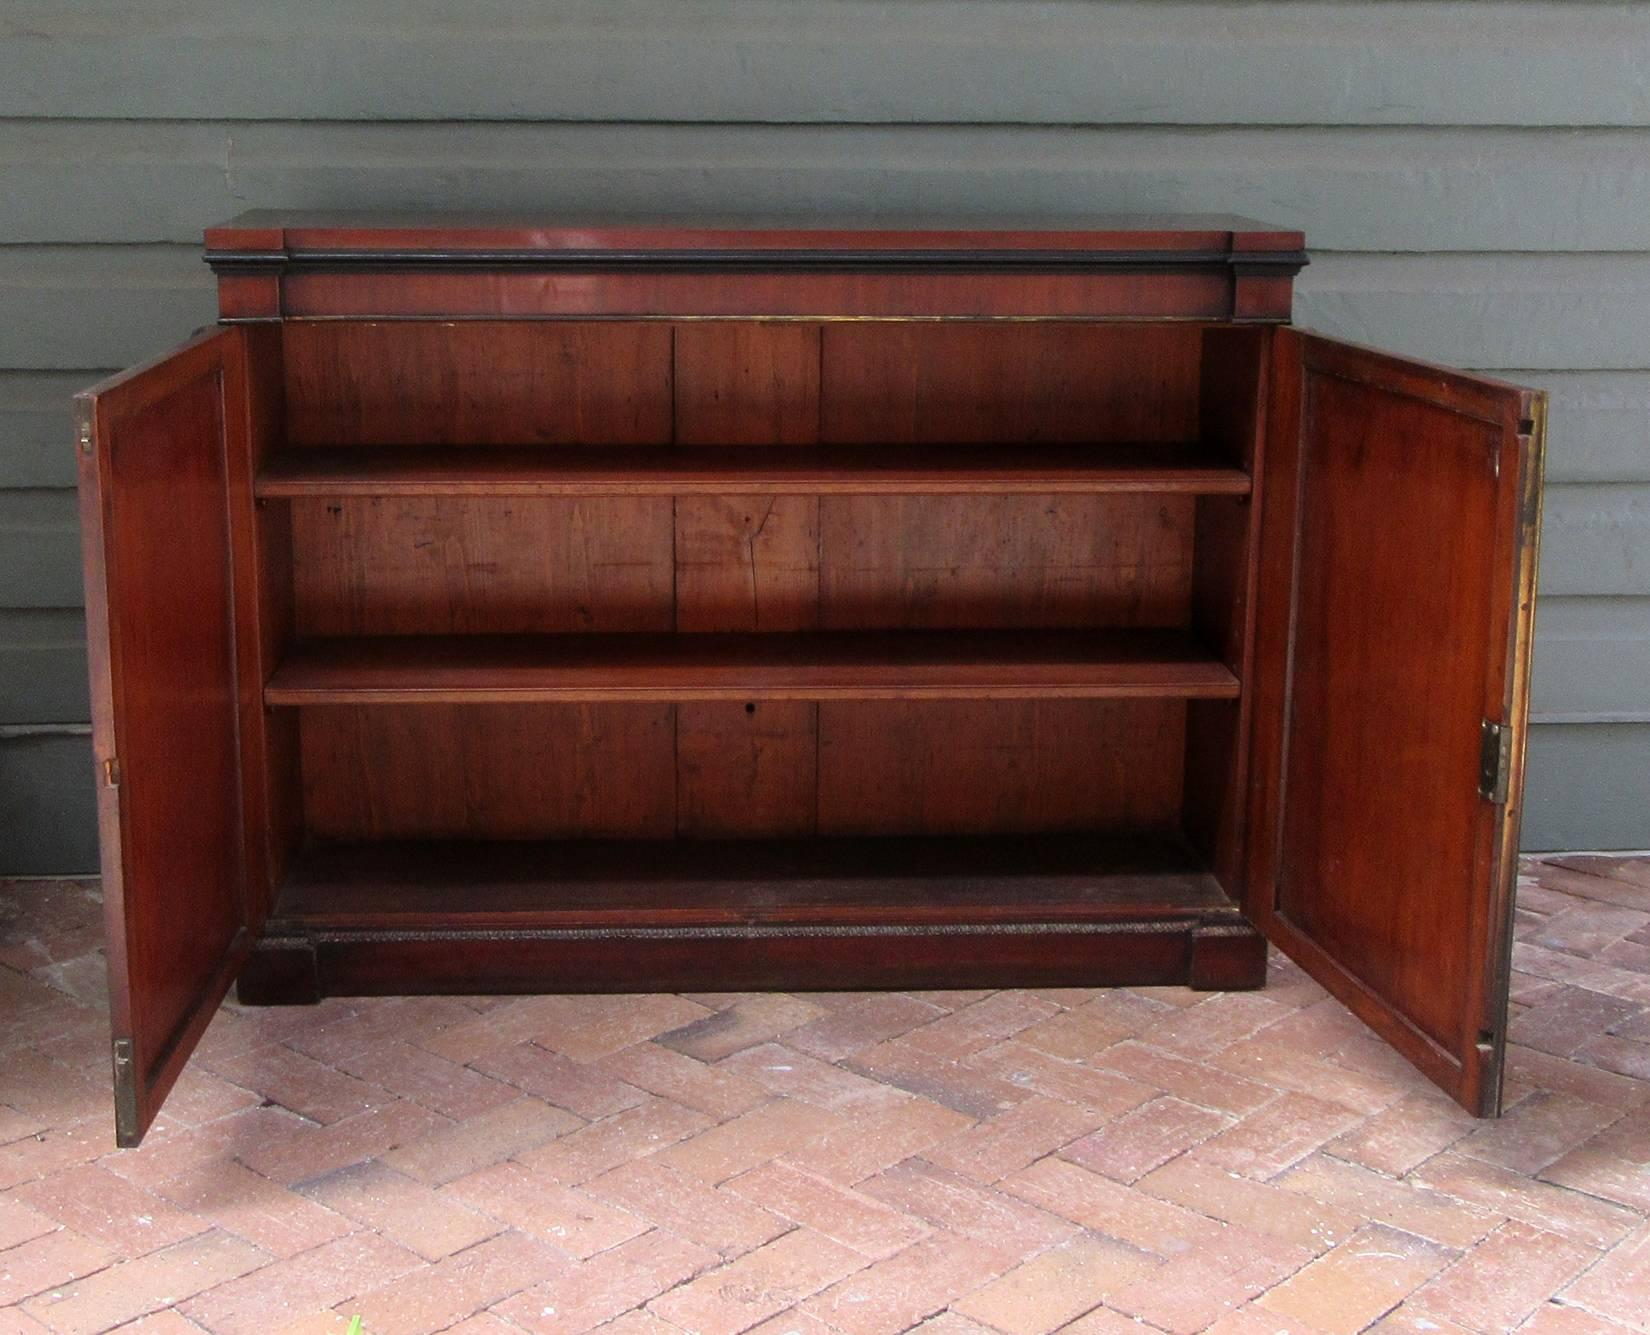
3, 1, 1647, 871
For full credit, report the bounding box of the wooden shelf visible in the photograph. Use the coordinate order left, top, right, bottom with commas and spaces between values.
255, 443, 1252, 498
271, 833, 1238, 930
264, 629, 1240, 705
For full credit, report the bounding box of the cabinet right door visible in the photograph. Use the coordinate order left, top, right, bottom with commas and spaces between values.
1248, 329, 1545, 1116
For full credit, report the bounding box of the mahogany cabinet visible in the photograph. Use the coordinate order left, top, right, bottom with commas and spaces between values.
76, 213, 1545, 1144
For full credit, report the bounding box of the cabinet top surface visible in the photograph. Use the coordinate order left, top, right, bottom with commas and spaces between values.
205, 210, 1305, 257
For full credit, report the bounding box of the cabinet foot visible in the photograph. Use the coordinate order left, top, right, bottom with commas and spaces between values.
1188, 922, 1268, 990
238, 935, 321, 1005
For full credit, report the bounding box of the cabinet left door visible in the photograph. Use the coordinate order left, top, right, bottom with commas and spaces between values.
77, 327, 267, 1146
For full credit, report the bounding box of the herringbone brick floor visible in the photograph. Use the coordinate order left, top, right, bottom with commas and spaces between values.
2, 854, 1648, 1334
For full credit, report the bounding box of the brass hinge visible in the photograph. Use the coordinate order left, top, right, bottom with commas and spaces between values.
76, 407, 94, 456
111, 1037, 140, 1146
102, 756, 121, 788
1479, 719, 1512, 804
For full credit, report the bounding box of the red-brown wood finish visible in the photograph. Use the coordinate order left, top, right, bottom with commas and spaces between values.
79, 213, 1543, 1143
204, 212, 1306, 324
266, 629, 1240, 705
76, 330, 259, 1146
1247, 331, 1544, 1116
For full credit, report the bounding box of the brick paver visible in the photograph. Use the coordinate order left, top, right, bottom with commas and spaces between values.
1, 854, 1648, 1332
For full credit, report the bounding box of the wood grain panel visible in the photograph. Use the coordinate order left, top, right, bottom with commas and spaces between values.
673, 486, 820, 834
673, 322, 821, 445
1249, 330, 1533, 1114
818, 494, 1192, 629
1183, 328, 1269, 893
818, 699, 1184, 835
290, 496, 674, 635
672, 308, 820, 838
76, 329, 250, 1143
255, 443, 1252, 499
268, 834, 1236, 927
229, 324, 297, 923
674, 494, 819, 634
265, 629, 1237, 705
277, 268, 1235, 323
820, 323, 1201, 444
281, 321, 673, 445
300, 703, 675, 840
1276, 372, 1504, 1053
677, 701, 818, 837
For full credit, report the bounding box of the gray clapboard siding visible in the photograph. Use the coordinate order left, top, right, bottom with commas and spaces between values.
1505, 372, 1650, 485
0, 610, 89, 725
0, 730, 97, 875
1538, 487, 1650, 599
0, 246, 214, 369
5, 1, 1650, 127
1295, 255, 1650, 371
10, 122, 1650, 254
0, 490, 81, 608
1532, 597, 1650, 724
1524, 725, 1650, 852
0, 371, 104, 489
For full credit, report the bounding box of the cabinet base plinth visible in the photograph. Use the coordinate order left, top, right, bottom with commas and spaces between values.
236, 917, 1266, 1001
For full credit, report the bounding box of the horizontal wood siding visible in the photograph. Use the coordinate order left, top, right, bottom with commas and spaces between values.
7, 123, 1650, 252
0, 731, 98, 875
5, 2, 1649, 126
1526, 726, 1650, 853
0, 611, 89, 725
2, 1, 1646, 868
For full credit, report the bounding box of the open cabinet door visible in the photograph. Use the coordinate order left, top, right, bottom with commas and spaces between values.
1248, 330, 1544, 1116
77, 328, 259, 1146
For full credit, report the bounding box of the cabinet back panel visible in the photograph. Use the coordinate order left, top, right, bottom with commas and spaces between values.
281, 317, 1209, 846
291, 493, 1189, 636
675, 493, 821, 633
291, 496, 676, 636
300, 703, 677, 840
297, 698, 1182, 841
817, 700, 1184, 836
280, 320, 1205, 450
820, 323, 1201, 444
282, 322, 674, 445
817, 495, 1192, 630
674, 322, 822, 446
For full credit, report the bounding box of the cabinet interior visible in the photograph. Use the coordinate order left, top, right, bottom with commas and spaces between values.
247, 318, 1268, 929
